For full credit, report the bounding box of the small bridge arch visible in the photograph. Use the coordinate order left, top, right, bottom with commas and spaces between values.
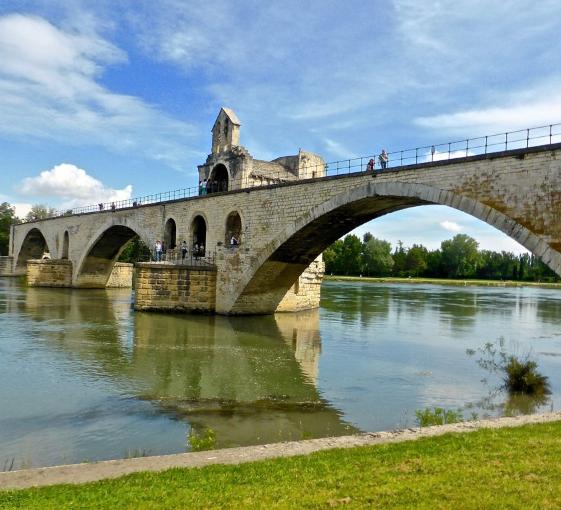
15, 227, 51, 273
75, 220, 151, 287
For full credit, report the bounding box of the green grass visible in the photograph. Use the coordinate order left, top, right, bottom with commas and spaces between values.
325, 275, 561, 288
3, 421, 561, 509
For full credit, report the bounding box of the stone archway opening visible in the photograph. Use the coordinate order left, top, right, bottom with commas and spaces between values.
16, 228, 49, 273
208, 164, 229, 194
164, 218, 177, 251
76, 225, 139, 287
62, 231, 69, 259
225, 211, 242, 245
191, 215, 207, 257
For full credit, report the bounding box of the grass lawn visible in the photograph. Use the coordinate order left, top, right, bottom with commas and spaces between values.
325, 275, 561, 289
2, 421, 561, 509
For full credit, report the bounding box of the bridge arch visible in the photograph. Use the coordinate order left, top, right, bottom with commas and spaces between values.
61, 231, 69, 259
164, 217, 177, 250
15, 227, 51, 273
191, 214, 207, 256
225, 211, 242, 245
228, 181, 560, 314
75, 219, 151, 288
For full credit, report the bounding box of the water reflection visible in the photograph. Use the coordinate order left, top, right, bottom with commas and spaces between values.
12, 283, 355, 458
2, 277, 561, 468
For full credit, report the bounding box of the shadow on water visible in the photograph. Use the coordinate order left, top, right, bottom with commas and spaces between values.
13, 281, 356, 452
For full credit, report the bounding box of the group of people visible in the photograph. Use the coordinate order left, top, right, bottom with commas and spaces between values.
199, 179, 227, 196
366, 149, 389, 174
153, 240, 206, 262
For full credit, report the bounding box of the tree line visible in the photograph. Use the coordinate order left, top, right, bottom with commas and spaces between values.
324, 233, 559, 282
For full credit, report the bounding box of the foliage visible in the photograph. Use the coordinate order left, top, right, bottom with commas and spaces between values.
467, 338, 551, 396
25, 204, 57, 221
362, 236, 394, 276
415, 407, 463, 427
118, 237, 152, 263
0, 202, 16, 256
323, 232, 559, 282
188, 427, 216, 452
4, 422, 561, 509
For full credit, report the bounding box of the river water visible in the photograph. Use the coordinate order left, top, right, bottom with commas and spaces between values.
1, 278, 561, 469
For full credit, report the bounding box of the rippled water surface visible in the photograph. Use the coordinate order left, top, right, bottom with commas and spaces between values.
1, 278, 561, 468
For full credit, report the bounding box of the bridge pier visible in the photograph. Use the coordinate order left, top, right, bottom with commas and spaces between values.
27, 259, 73, 287
0, 256, 14, 276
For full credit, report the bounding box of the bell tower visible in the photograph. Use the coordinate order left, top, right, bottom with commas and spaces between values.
211, 107, 241, 154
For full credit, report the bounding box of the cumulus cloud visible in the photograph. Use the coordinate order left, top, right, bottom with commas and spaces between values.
440, 221, 462, 233
425, 150, 475, 162
20, 163, 132, 207
0, 13, 197, 169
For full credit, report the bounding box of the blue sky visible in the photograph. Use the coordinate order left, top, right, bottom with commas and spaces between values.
1, 0, 560, 253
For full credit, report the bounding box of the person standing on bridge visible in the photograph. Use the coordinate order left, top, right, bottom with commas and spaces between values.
180, 240, 188, 261
366, 159, 375, 173
379, 149, 389, 169
155, 240, 163, 262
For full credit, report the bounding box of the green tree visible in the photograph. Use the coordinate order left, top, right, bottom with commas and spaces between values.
323, 239, 344, 274
25, 204, 57, 221
405, 244, 429, 277
362, 236, 394, 276
0, 202, 16, 255
440, 234, 480, 278
340, 235, 362, 275
118, 237, 152, 263
392, 241, 407, 277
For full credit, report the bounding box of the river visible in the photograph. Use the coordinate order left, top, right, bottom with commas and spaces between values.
1, 278, 560, 469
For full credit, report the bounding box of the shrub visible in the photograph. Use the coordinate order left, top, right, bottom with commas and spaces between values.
188, 427, 216, 452
415, 407, 463, 427
467, 338, 551, 396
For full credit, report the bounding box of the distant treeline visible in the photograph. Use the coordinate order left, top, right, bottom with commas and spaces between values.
324, 233, 559, 282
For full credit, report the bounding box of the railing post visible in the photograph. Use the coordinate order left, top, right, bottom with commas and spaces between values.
400, 150, 403, 166
466, 139, 469, 157
415, 147, 418, 164
550, 124, 553, 146
505, 132, 508, 151
526, 128, 530, 148
448, 143, 451, 159
348, 159, 351, 174
485, 136, 488, 154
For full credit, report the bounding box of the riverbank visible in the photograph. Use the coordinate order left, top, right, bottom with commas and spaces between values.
2, 413, 561, 508
325, 275, 561, 288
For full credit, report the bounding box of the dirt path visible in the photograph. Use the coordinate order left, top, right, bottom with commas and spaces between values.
2, 411, 560, 490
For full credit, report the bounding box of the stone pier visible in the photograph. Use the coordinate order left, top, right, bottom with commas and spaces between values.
134, 263, 217, 313
106, 262, 134, 288
0, 256, 13, 276
27, 259, 73, 287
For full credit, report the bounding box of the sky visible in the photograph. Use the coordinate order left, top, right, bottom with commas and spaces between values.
1, 0, 560, 254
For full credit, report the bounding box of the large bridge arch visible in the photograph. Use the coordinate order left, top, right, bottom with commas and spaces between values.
74, 219, 152, 288
227, 181, 560, 314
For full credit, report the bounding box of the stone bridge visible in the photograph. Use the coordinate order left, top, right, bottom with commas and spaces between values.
5, 142, 561, 315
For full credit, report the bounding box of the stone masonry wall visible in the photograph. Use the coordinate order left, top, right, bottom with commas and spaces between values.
10, 144, 561, 314
134, 263, 217, 313
106, 262, 134, 288
27, 259, 72, 287
275, 257, 325, 312
0, 256, 13, 276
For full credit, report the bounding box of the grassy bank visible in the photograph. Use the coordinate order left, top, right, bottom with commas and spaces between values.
3, 421, 561, 509
325, 275, 561, 289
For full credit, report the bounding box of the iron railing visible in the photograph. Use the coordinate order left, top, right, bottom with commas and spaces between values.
20, 122, 561, 223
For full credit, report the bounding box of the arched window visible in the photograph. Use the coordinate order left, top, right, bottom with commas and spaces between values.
209, 164, 229, 194
62, 231, 69, 259
191, 215, 207, 257
164, 218, 177, 250
225, 211, 242, 245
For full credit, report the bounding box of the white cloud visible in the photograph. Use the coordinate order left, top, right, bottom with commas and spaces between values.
13, 203, 32, 219
0, 14, 198, 169
440, 221, 462, 233
20, 163, 132, 207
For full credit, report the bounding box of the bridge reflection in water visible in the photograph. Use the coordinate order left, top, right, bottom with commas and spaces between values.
14, 283, 355, 460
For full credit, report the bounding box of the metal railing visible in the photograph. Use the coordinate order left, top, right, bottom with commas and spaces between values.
20, 122, 561, 223
148, 248, 215, 267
